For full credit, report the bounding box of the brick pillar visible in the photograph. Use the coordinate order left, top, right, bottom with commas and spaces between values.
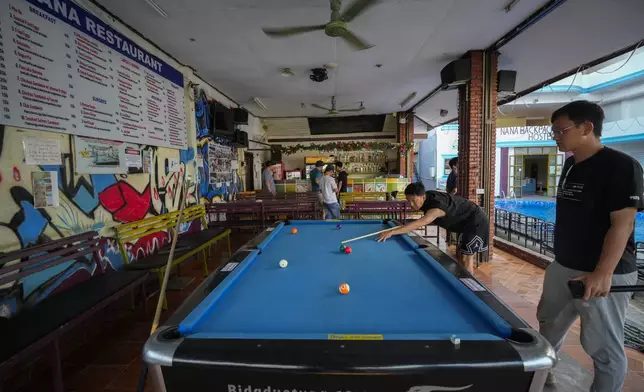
457, 51, 498, 254
406, 115, 414, 178
398, 116, 407, 177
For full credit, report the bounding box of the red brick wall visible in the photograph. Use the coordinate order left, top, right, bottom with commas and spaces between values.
457, 51, 498, 253
399, 116, 407, 177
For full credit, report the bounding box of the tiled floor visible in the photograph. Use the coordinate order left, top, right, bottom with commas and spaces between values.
11, 233, 644, 392
468, 247, 644, 391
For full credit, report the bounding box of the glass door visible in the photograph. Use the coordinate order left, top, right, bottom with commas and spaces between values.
547, 153, 564, 197
509, 154, 524, 198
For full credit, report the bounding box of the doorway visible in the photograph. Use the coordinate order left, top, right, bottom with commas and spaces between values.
508, 146, 564, 198
244, 152, 254, 191
523, 155, 548, 196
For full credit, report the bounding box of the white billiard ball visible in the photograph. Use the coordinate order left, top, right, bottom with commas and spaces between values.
279, 259, 288, 268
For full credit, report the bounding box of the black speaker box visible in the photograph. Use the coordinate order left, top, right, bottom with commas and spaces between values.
233, 108, 249, 124
497, 70, 517, 92
440, 58, 471, 88
234, 130, 249, 147
271, 147, 282, 162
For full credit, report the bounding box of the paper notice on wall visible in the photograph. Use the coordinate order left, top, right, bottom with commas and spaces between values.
125, 145, 143, 174
32, 171, 59, 208
74, 136, 127, 174
168, 157, 180, 172
23, 137, 62, 166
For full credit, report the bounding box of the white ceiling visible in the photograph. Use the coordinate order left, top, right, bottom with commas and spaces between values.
95, 0, 551, 118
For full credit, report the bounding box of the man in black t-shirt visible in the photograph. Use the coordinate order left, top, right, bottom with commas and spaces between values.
538, 101, 642, 391
377, 183, 488, 272
446, 157, 458, 195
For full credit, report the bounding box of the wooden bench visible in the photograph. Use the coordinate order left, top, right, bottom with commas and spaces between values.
263, 199, 319, 223
115, 205, 231, 308
0, 231, 148, 392
206, 200, 265, 231
342, 200, 410, 220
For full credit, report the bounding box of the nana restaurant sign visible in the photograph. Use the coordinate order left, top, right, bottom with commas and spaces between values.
497, 125, 551, 143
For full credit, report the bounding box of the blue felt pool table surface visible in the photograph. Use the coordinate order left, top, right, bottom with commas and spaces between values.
178, 220, 512, 341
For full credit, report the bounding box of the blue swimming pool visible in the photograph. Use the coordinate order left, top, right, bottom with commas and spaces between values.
495, 200, 644, 242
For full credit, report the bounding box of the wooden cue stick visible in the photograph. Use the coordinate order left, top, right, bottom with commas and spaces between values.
341, 226, 401, 244
149, 176, 189, 335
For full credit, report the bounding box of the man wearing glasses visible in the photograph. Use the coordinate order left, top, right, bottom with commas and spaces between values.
537, 100, 642, 391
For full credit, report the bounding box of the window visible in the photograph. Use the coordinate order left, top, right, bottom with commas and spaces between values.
444, 158, 452, 175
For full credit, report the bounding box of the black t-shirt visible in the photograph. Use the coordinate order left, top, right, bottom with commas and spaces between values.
446, 172, 458, 194
337, 170, 348, 193
555, 147, 644, 274
420, 191, 484, 232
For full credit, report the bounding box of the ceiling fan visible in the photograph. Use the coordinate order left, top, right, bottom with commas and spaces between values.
312, 96, 365, 115
262, 0, 376, 51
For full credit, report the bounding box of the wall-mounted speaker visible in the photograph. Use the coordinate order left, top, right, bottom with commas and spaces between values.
440, 58, 471, 89
233, 130, 249, 147
497, 70, 517, 93
271, 147, 282, 162
233, 108, 249, 124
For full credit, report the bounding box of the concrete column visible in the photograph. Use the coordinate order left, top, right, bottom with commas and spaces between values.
457, 51, 499, 253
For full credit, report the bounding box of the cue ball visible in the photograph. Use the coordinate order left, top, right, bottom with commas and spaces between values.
339, 283, 350, 295
279, 259, 288, 268
291, 228, 298, 234
344, 246, 352, 254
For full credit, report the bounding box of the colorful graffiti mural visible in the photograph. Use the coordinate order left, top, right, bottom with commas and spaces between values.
0, 127, 196, 316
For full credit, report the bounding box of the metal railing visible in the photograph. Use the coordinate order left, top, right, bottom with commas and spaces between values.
494, 208, 555, 256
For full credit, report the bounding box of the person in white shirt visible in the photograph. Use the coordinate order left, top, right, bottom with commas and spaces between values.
319, 165, 340, 220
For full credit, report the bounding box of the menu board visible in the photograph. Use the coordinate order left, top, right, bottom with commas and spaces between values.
0, 0, 188, 149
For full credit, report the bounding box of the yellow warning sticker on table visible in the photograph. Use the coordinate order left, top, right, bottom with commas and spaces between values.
328, 334, 384, 340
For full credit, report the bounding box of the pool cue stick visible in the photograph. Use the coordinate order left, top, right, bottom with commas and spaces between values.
341, 226, 401, 244
137, 176, 191, 392
568, 281, 644, 299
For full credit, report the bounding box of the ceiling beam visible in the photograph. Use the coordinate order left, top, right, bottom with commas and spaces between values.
412, 0, 569, 113
498, 39, 644, 106
487, 0, 568, 52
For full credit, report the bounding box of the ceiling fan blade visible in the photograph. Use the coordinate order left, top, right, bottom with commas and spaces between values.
262, 25, 326, 37
339, 108, 364, 112
340, 0, 378, 22
340, 29, 373, 51
312, 104, 332, 111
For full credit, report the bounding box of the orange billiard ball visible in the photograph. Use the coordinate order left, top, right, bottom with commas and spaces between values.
339, 283, 350, 295
291, 228, 298, 234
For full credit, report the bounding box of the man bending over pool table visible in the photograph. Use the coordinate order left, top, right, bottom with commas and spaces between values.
377, 182, 488, 272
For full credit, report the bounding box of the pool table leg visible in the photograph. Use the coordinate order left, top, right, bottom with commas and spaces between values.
148, 364, 167, 392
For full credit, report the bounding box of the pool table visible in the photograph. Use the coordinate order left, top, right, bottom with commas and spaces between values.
144, 220, 555, 392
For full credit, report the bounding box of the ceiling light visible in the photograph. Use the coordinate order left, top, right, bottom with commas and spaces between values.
375, 64, 383, 68
253, 97, 268, 112
280, 68, 295, 77
324, 63, 338, 69
142, 0, 169, 19
400, 92, 417, 108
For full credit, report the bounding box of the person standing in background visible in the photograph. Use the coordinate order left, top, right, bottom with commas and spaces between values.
336, 161, 348, 194
263, 161, 276, 196
310, 160, 325, 219
446, 157, 458, 195
319, 165, 341, 220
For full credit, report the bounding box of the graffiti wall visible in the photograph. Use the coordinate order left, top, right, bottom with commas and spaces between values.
0, 126, 197, 316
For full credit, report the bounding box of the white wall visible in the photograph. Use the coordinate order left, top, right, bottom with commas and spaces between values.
417, 130, 437, 190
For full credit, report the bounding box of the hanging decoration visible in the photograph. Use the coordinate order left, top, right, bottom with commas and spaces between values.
278, 141, 414, 156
